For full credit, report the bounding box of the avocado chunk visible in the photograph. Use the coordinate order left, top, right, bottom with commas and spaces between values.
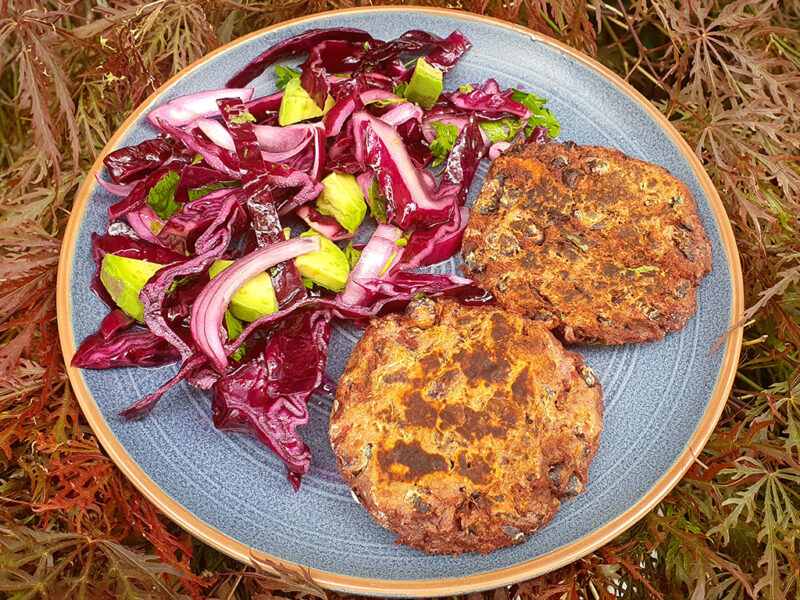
278, 77, 335, 126
294, 231, 350, 292
404, 58, 443, 110
208, 260, 278, 322
224, 310, 246, 362
100, 254, 164, 322
316, 172, 367, 234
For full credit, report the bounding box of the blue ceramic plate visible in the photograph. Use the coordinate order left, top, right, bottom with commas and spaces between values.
58, 7, 743, 596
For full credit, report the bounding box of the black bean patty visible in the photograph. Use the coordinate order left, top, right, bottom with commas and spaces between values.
330, 299, 603, 555
461, 140, 713, 344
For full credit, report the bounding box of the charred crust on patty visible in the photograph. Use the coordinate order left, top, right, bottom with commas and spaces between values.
461, 140, 713, 345
330, 299, 603, 555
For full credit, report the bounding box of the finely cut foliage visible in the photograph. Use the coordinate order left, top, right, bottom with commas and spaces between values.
1, 0, 799, 598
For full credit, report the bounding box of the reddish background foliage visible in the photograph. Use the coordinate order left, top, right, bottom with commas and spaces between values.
1, 1, 799, 598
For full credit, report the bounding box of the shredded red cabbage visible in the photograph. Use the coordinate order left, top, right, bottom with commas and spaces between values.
226, 28, 374, 89
445, 78, 530, 119
300, 40, 367, 108
360, 112, 452, 228
147, 88, 255, 127
352, 30, 463, 78
212, 310, 331, 490
157, 190, 246, 255
103, 136, 194, 184
73, 328, 182, 369
218, 97, 308, 307
296, 205, 356, 241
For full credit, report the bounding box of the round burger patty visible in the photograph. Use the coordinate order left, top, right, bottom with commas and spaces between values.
461, 140, 713, 344
330, 299, 603, 555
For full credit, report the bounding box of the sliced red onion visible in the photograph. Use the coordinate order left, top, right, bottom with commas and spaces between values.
421, 113, 469, 142
156, 120, 240, 178
147, 88, 255, 127
195, 118, 235, 151
254, 124, 311, 153
196, 119, 315, 163
244, 91, 283, 118
95, 174, 139, 196
419, 169, 436, 195
355, 171, 373, 202
380, 101, 423, 128
307, 126, 325, 180
359, 112, 451, 228
126, 206, 164, 245
296, 205, 356, 241
339, 223, 403, 306
360, 89, 401, 104
489, 141, 512, 160
262, 144, 312, 164
190, 236, 321, 371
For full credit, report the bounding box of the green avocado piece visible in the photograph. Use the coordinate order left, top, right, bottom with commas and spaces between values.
316, 172, 367, 234
100, 254, 164, 322
224, 310, 246, 362
208, 260, 278, 322
278, 77, 335, 126
404, 58, 443, 110
294, 231, 350, 292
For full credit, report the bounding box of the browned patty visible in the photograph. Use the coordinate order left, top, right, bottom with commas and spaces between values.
461, 140, 713, 344
330, 298, 603, 555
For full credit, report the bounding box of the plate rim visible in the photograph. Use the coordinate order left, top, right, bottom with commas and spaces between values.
56, 6, 744, 596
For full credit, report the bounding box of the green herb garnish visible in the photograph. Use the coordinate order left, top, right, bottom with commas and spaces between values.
224, 310, 246, 362
366, 97, 407, 108
275, 64, 301, 90
479, 118, 525, 143
393, 82, 408, 97
511, 89, 562, 138
229, 110, 256, 124
428, 121, 459, 167
187, 180, 240, 202
344, 242, 363, 271
368, 177, 388, 223
146, 171, 181, 219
